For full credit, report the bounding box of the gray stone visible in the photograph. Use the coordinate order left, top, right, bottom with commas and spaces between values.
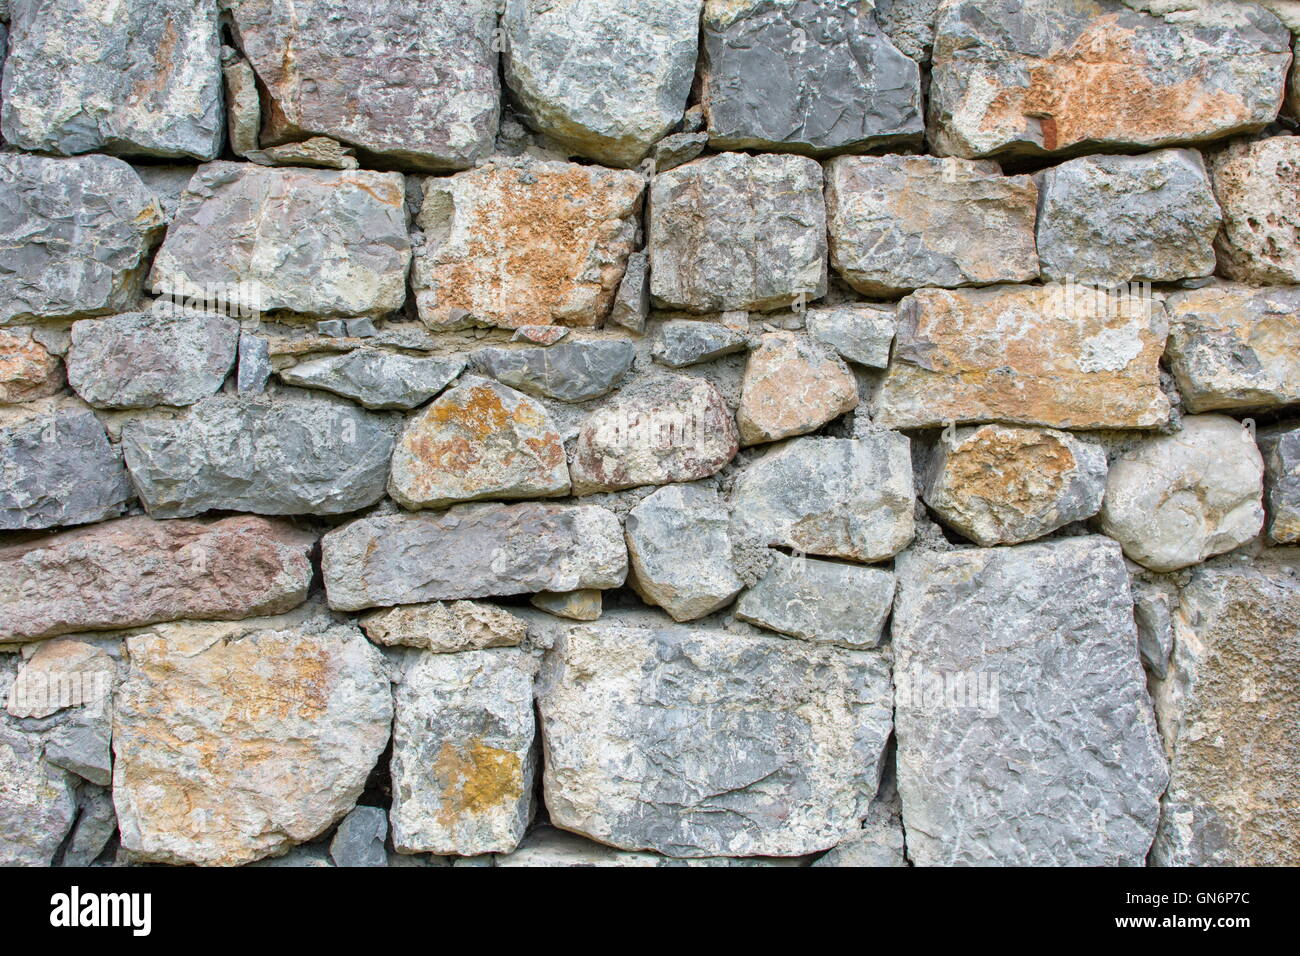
811, 777, 906, 867
699, 0, 923, 155
316, 321, 347, 338
280, 350, 464, 411
652, 132, 709, 173
1036, 149, 1222, 285
391, 648, 537, 856
229, 0, 500, 170
62, 786, 116, 867
736, 552, 895, 649
874, 0, 940, 64
322, 503, 627, 612
650, 153, 828, 313
1132, 580, 1175, 680
133, 164, 199, 223
330, 806, 388, 868
1, 0, 223, 159
221, 46, 260, 157
495, 824, 808, 867
625, 484, 744, 623
46, 716, 112, 788
1098, 415, 1265, 572
529, 590, 602, 622
149, 163, 411, 319
534, 609, 894, 857
0, 154, 164, 325
730, 435, 915, 563
237, 334, 272, 394
0, 409, 133, 531
477, 341, 635, 403
1209, 135, 1300, 285
503, 0, 703, 167
67, 309, 238, 409
121, 393, 398, 518
609, 252, 651, 334
893, 537, 1168, 865
360, 600, 528, 654
1259, 423, 1300, 544
652, 321, 749, 368
346, 318, 377, 338
805, 304, 896, 369
0, 664, 77, 865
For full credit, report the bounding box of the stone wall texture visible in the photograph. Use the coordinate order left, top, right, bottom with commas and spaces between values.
0, 0, 1297, 869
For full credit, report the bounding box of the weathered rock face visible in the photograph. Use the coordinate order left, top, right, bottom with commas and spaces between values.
1132, 579, 1175, 681
1259, 423, 1300, 543
652, 321, 749, 369
1166, 284, 1300, 412
1, 0, 223, 159
413, 162, 644, 329
0, 515, 314, 643
477, 341, 636, 402
873, 285, 1171, 429
874, 0, 940, 64
730, 435, 915, 562
0, 154, 164, 325
922, 425, 1108, 547
1151, 562, 1300, 866
279, 350, 464, 411
825, 155, 1039, 297
1100, 415, 1265, 572
388, 377, 570, 511
360, 600, 528, 653
494, 823, 807, 866
67, 309, 239, 409
330, 806, 387, 868
625, 484, 744, 622
1209, 135, 1300, 285
228, 0, 500, 170
737, 333, 859, 446
1, 409, 134, 531
1036, 149, 1222, 285
699, 0, 923, 155
502, 0, 702, 167
0, 330, 62, 403
811, 783, 907, 868
391, 648, 537, 856
569, 376, 740, 495
736, 553, 895, 649
894, 537, 1168, 865
534, 610, 894, 857
122, 393, 398, 518
322, 503, 627, 612
805, 304, 896, 369
149, 163, 410, 318
113, 608, 392, 866
530, 589, 602, 622
609, 251, 651, 333
649, 153, 828, 313
929, 0, 1292, 160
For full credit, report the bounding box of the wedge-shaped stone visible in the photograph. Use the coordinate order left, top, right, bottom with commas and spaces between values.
805, 304, 896, 369
1210, 136, 1300, 285
826, 155, 1039, 297
1259, 423, 1300, 544
872, 285, 1171, 429
122, 393, 398, 518
113, 607, 392, 866
229, 0, 499, 170
391, 648, 537, 856
894, 537, 1168, 865
494, 824, 807, 867
388, 377, 569, 511
651, 321, 749, 369
360, 600, 528, 654
322, 503, 627, 612
929, 0, 1291, 159
413, 161, 644, 330
477, 341, 636, 402
149, 163, 410, 318
737, 332, 859, 446
534, 609, 894, 857
736, 553, 894, 649
279, 350, 464, 411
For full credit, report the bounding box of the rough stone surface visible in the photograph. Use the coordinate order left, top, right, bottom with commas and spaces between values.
1132, 580, 1175, 680
922, 425, 1109, 547
826, 155, 1039, 296
360, 600, 528, 654
1099, 415, 1265, 572
0, 514, 314, 643
736, 552, 895, 649
246, 137, 359, 171
391, 648, 537, 856
477, 341, 635, 403
122, 393, 398, 518
229, 0, 500, 170
280, 350, 464, 410
0, 330, 62, 404
1037, 149, 1221, 285
62, 786, 116, 866
322, 503, 627, 612
699, 0, 923, 154
1259, 423, 1300, 543
413, 161, 644, 330
67, 309, 238, 409
330, 806, 388, 868
388, 377, 569, 511
1166, 283, 1300, 412
929, 0, 1292, 159
1, 0, 223, 159
1209, 136, 1300, 285
236, 334, 272, 395
222, 47, 260, 157
149, 163, 410, 318
569, 375, 740, 495
874, 0, 940, 64
737, 332, 859, 446
730, 435, 915, 563
113, 607, 392, 866
652, 132, 709, 172
134, 164, 198, 223
503, 0, 702, 167
609, 251, 651, 333
652, 321, 748, 368
495, 824, 806, 866
529, 590, 602, 622
0, 154, 164, 325
873, 285, 1172, 429
649, 153, 828, 313
894, 537, 1168, 865
625, 484, 744, 622
811, 777, 906, 867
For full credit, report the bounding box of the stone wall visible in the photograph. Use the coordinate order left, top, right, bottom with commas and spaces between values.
0, 0, 1297, 867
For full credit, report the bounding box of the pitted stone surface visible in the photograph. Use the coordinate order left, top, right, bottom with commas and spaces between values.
1209, 135, 1300, 285
279, 350, 464, 411
477, 341, 635, 403
360, 600, 528, 654
736, 552, 895, 649
1259, 423, 1300, 544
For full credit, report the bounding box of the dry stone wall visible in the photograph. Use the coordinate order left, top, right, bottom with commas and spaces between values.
0, 0, 1297, 868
